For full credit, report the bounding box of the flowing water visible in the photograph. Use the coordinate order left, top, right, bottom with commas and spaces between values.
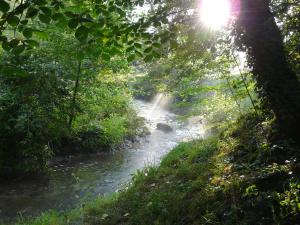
0, 95, 205, 223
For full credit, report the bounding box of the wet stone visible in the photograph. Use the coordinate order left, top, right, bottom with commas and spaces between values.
156, 123, 173, 132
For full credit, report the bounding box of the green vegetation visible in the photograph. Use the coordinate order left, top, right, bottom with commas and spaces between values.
0, 34, 143, 174
0, 0, 148, 174
83, 113, 299, 225
14, 209, 81, 225
0, 0, 299, 224
17, 112, 299, 225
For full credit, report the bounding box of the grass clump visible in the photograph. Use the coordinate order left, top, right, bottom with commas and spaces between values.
12, 208, 82, 225
84, 138, 219, 225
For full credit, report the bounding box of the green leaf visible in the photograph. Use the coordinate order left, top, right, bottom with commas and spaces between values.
23, 28, 33, 38
126, 46, 135, 53
25, 39, 39, 48
135, 50, 143, 57
161, 37, 169, 44
9, 39, 20, 47
134, 43, 142, 49
102, 52, 111, 61
26, 7, 38, 18
20, 19, 29, 25
153, 21, 161, 27
102, 9, 109, 17
152, 51, 160, 59
3, 66, 27, 77
52, 13, 64, 21
170, 40, 178, 49
162, 17, 168, 24
34, 30, 49, 40
77, 51, 85, 61
68, 19, 79, 29
65, 11, 76, 18
7, 15, 19, 27
40, 6, 51, 16
144, 54, 153, 62
38, 13, 51, 24
2, 41, 11, 51
117, 8, 126, 17
128, 40, 134, 45
144, 47, 152, 53
127, 54, 135, 62
34, 0, 47, 6
12, 45, 25, 55
141, 33, 151, 39
98, 19, 105, 28
152, 43, 161, 48
0, 0, 10, 13
75, 26, 89, 42
17, 25, 25, 32
110, 46, 122, 56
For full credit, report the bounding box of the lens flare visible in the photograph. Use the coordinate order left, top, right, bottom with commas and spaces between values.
199, 0, 231, 29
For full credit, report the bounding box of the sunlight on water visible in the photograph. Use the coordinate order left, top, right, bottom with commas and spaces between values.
146, 93, 173, 118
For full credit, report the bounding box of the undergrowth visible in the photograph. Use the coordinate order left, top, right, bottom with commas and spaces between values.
84, 113, 300, 225
12, 113, 300, 225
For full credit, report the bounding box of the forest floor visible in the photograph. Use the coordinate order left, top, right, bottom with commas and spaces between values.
14, 113, 300, 225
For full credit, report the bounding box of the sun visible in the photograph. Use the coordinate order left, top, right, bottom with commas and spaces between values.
199, 0, 231, 29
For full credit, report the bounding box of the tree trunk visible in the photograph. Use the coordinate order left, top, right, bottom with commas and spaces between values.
236, 0, 300, 142
69, 60, 82, 128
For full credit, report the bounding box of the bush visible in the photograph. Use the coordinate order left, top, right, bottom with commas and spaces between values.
101, 114, 127, 147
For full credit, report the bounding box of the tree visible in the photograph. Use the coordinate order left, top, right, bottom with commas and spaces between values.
150, 0, 300, 141
234, 0, 300, 141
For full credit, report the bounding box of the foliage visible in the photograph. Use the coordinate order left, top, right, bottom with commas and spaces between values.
132, 45, 257, 128
101, 114, 127, 147
0, 0, 299, 223
271, 0, 300, 76
14, 208, 82, 225
0, 26, 142, 173
0, 0, 176, 62
0, 50, 69, 173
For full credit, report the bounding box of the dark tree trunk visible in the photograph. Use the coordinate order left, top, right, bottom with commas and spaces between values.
236, 0, 300, 142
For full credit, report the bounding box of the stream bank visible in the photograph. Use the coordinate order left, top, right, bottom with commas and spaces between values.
0, 96, 205, 224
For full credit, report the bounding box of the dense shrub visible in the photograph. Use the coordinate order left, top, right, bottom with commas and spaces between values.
0, 36, 141, 174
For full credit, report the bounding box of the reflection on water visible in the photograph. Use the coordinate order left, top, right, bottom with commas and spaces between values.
0, 95, 205, 223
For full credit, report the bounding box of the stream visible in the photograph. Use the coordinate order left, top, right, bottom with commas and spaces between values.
0, 95, 205, 223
